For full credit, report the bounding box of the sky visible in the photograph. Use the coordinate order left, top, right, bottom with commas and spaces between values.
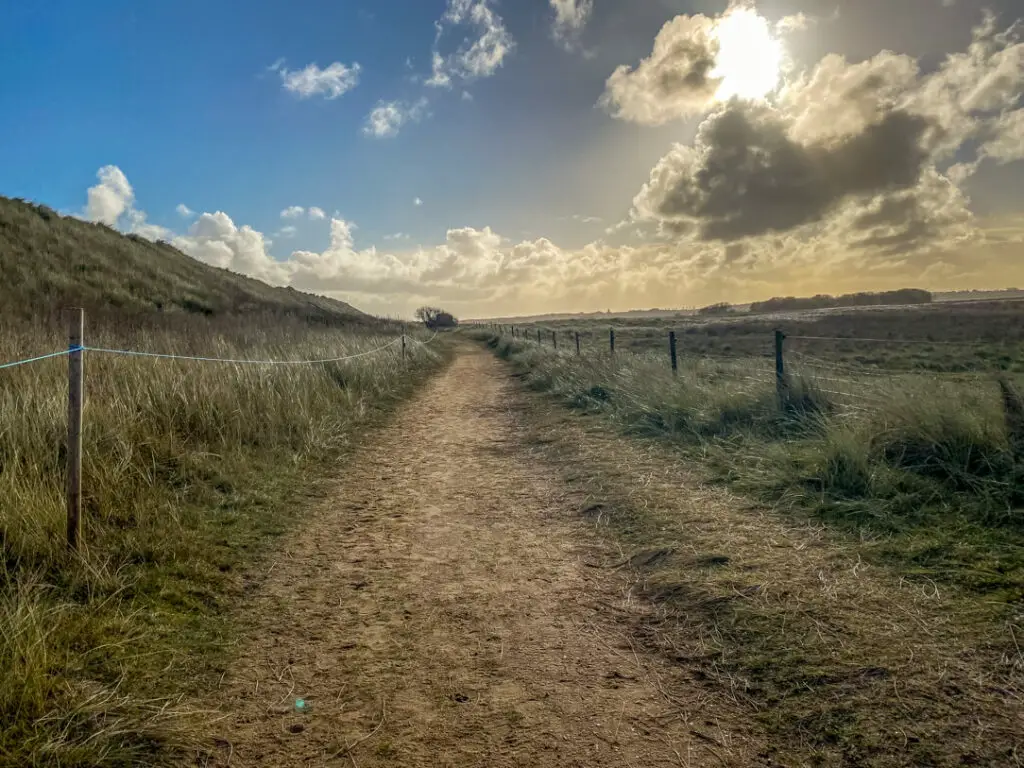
1, 0, 1022, 319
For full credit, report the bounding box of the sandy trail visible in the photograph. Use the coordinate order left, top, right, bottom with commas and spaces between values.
202, 348, 748, 767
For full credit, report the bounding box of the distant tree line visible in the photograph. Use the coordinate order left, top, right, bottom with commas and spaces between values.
697, 302, 735, 316
749, 289, 932, 314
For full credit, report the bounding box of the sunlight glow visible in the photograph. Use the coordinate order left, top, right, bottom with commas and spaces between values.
712, 7, 783, 102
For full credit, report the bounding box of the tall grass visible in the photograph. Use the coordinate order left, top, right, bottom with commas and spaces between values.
0, 318, 445, 766
481, 332, 1024, 596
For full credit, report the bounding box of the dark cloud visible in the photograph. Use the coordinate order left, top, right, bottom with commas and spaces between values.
636, 102, 932, 241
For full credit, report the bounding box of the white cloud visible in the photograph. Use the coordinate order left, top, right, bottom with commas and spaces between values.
983, 109, 1024, 162
462, 90, 474, 101
85, 165, 134, 225
273, 60, 361, 99
599, 14, 721, 125
775, 13, 811, 34
277, 226, 298, 238
600, 6, 785, 125
551, 0, 593, 48
308, 207, 326, 220
414, 197, 424, 207
176, 203, 195, 218
363, 98, 429, 138
426, 0, 514, 88
75, 164, 1024, 319
572, 214, 602, 223
384, 232, 412, 241
281, 206, 305, 219
171, 211, 290, 285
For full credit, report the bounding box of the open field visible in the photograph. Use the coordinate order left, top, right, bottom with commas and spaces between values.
475, 300, 1024, 601
503, 299, 1024, 373
0, 315, 446, 766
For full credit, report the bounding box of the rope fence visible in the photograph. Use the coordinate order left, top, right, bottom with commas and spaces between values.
1, 310, 437, 550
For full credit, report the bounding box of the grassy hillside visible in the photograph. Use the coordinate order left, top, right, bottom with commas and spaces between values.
0, 197, 448, 765
0, 196, 364, 324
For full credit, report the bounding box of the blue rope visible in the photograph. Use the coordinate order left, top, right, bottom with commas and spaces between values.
0, 348, 73, 370
83, 336, 404, 365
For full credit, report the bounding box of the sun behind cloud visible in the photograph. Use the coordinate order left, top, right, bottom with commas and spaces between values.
712, 7, 783, 102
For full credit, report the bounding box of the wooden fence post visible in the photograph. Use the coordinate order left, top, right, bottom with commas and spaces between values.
552, 331, 557, 350
67, 308, 84, 551
537, 329, 541, 344
575, 332, 580, 356
775, 329, 787, 399
401, 324, 406, 361
669, 331, 678, 375
610, 328, 615, 355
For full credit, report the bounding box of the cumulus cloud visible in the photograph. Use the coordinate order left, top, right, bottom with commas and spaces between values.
281, 206, 305, 219
176, 203, 195, 218
308, 206, 326, 221
426, 0, 514, 87
600, 14, 721, 125
629, 12, 1023, 264
277, 225, 298, 238
171, 211, 290, 285
85, 165, 135, 225
414, 197, 424, 207
633, 102, 932, 241
76, 165, 1024, 319
363, 98, 429, 138
984, 108, 1024, 161
273, 60, 361, 99
551, 0, 593, 47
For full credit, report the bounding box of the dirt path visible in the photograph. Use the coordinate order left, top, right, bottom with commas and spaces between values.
201, 348, 752, 767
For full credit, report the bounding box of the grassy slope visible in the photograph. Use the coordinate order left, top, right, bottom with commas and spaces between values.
0, 196, 365, 325
0, 200, 448, 766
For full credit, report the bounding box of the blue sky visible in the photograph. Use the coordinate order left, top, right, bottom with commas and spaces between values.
1, 0, 1022, 317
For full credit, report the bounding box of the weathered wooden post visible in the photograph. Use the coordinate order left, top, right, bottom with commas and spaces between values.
552, 330, 557, 350
669, 331, 678, 375
401, 324, 407, 361
610, 328, 615, 354
537, 329, 542, 344
575, 332, 580, 356
67, 308, 84, 551
775, 329, 787, 400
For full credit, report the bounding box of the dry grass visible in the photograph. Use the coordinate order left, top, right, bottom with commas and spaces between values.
0, 316, 447, 766
504, 352, 1024, 766
0, 196, 365, 323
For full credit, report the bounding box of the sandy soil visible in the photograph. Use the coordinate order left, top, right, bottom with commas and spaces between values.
200, 349, 752, 767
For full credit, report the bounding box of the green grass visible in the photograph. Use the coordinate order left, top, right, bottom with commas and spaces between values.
478, 331, 1024, 601
0, 196, 366, 324
0, 319, 448, 766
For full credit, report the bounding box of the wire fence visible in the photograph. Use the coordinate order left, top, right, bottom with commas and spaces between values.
477, 321, 1021, 418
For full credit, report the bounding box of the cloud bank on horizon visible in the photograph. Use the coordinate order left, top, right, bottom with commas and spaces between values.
78, 1, 1024, 318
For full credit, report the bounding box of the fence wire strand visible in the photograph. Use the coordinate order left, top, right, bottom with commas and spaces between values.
0, 348, 74, 370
